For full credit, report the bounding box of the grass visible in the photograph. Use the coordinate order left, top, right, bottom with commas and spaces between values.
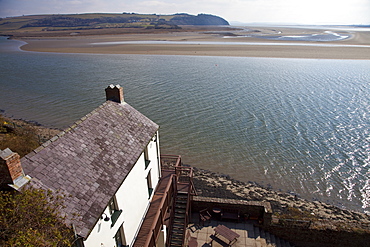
0, 13, 182, 34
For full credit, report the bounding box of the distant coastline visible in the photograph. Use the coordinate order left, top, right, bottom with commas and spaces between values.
13, 25, 370, 60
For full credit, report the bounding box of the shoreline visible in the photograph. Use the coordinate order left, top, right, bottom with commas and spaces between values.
2, 114, 370, 240
192, 167, 370, 238
14, 26, 370, 60
3, 114, 370, 221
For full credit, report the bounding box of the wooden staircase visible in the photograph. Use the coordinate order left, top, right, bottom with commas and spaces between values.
168, 192, 190, 247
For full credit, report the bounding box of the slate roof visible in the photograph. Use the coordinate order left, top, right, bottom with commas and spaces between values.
21, 100, 159, 238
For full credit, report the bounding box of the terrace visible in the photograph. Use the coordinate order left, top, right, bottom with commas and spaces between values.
185, 219, 295, 247
134, 155, 295, 247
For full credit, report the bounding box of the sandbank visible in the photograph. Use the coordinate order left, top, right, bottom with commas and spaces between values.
17, 26, 370, 59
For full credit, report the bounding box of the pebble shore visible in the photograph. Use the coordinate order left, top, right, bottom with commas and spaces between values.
192, 167, 370, 231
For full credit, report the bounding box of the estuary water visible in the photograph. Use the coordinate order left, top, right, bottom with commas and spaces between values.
1, 37, 369, 214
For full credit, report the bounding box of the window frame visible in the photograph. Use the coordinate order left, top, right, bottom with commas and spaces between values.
144, 145, 150, 169
146, 169, 153, 198
114, 224, 127, 247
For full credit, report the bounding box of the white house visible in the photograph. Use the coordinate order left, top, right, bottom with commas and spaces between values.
1, 85, 165, 246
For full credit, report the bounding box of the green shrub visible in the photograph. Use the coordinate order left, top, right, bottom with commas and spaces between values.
0, 187, 73, 246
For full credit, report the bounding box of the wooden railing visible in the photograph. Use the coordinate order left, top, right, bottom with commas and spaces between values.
182, 174, 193, 245
141, 155, 196, 247
160, 155, 195, 194
160, 154, 182, 170
144, 175, 177, 247
175, 165, 196, 196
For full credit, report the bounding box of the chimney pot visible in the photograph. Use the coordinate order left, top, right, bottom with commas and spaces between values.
105, 85, 124, 103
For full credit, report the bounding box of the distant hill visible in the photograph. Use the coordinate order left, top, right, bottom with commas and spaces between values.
170, 13, 229, 26
0, 13, 229, 33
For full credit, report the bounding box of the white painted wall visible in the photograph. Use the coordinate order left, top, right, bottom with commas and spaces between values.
84, 132, 161, 247
147, 132, 161, 188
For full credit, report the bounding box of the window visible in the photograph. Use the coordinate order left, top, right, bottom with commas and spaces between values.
147, 170, 153, 198
144, 145, 150, 169
114, 225, 127, 247
108, 196, 122, 227
108, 196, 118, 215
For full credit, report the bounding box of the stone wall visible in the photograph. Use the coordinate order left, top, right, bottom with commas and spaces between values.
192, 196, 272, 227
264, 225, 370, 247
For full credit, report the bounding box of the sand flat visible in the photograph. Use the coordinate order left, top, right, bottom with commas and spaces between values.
18, 26, 370, 59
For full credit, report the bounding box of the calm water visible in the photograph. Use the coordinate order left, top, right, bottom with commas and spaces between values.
1, 37, 369, 213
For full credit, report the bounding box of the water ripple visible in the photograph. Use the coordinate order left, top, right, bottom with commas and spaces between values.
1, 39, 370, 213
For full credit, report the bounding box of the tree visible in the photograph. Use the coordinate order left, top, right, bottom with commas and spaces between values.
0, 187, 74, 246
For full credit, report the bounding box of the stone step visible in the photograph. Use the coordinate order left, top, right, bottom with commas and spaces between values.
175, 209, 186, 215
169, 240, 182, 247
175, 202, 187, 207
173, 223, 184, 229
174, 211, 186, 217
170, 234, 184, 244
174, 214, 186, 219
176, 198, 187, 202
173, 222, 184, 227
176, 195, 188, 200
172, 229, 183, 235
170, 235, 183, 240
171, 235, 182, 241
169, 243, 182, 247
176, 197, 187, 202
174, 217, 185, 222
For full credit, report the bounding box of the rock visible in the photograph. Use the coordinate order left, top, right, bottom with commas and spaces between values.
192, 166, 370, 232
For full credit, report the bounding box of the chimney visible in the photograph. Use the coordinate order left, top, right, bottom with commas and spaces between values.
0, 148, 23, 184
105, 84, 124, 103
0, 148, 31, 190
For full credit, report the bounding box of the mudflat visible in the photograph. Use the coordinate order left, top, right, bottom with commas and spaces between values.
17, 26, 370, 59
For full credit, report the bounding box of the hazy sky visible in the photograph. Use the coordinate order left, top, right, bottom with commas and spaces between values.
0, 0, 369, 25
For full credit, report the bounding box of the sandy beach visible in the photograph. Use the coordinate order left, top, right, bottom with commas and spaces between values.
17, 26, 370, 59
